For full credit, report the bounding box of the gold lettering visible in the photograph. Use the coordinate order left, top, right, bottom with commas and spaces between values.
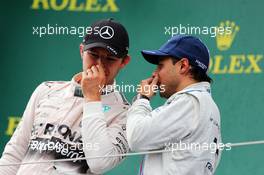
102, 0, 119, 12
85, 0, 101, 12
210, 54, 263, 74
228, 55, 245, 74
211, 55, 227, 74
31, 0, 49, 10
31, 0, 120, 12
68, 0, 84, 11
50, 0, 68, 11
245, 55, 263, 73
5, 116, 21, 136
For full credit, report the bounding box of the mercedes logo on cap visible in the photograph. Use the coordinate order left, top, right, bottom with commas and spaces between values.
99, 26, 114, 39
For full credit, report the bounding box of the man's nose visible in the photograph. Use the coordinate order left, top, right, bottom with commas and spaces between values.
153, 69, 159, 76
90, 57, 102, 66
97, 58, 103, 66
97, 59, 107, 71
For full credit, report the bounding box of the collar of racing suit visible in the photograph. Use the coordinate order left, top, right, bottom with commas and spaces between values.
165, 82, 211, 105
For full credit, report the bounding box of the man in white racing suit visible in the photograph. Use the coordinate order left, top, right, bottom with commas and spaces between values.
126, 35, 222, 175
0, 18, 131, 175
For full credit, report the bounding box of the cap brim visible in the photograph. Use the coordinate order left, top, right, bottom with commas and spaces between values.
83, 42, 120, 57
141, 50, 169, 65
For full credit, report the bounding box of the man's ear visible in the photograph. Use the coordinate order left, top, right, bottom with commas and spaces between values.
80, 44, 84, 59
179, 58, 191, 74
120, 55, 131, 68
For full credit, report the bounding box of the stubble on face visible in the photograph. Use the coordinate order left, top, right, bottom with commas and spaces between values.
157, 58, 180, 99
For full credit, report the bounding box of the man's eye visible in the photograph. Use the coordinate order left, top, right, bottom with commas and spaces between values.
107, 57, 117, 61
91, 53, 99, 58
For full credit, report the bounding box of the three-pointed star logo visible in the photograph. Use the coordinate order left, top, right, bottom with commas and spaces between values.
99, 26, 114, 39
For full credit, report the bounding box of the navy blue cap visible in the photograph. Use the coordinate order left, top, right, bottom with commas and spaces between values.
141, 35, 210, 72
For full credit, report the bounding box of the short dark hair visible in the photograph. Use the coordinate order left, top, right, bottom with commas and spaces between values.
171, 57, 213, 83
189, 65, 213, 83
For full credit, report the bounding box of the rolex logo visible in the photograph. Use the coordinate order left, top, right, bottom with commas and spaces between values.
216, 20, 240, 51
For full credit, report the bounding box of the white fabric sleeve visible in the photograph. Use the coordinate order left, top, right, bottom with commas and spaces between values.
82, 102, 129, 174
0, 83, 46, 174
126, 94, 196, 152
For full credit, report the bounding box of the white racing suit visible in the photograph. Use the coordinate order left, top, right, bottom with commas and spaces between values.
127, 82, 222, 175
0, 73, 130, 175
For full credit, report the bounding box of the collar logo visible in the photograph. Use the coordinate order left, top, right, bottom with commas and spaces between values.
102, 105, 111, 112
99, 26, 114, 39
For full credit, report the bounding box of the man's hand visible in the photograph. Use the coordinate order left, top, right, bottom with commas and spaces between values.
139, 74, 159, 99
81, 64, 106, 102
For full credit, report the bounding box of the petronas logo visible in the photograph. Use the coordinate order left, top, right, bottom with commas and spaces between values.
216, 20, 240, 51
102, 105, 111, 113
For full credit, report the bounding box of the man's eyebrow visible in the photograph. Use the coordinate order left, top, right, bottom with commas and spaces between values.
90, 48, 114, 57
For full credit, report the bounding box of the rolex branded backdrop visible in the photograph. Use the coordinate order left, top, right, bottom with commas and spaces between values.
1, 0, 264, 174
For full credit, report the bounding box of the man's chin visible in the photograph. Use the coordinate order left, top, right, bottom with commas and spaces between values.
159, 91, 168, 99
105, 79, 114, 85
159, 91, 171, 99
